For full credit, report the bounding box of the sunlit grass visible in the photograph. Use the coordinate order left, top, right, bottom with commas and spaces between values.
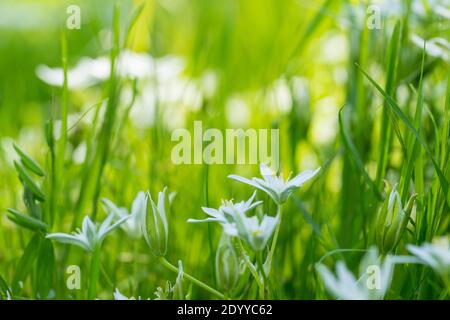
0, 0, 450, 300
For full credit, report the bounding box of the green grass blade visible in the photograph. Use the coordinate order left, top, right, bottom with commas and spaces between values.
124, 3, 146, 48
12, 234, 41, 294
35, 239, 56, 299
357, 65, 449, 202
400, 46, 426, 202
0, 275, 9, 298
375, 21, 402, 188
286, 0, 336, 70
441, 76, 450, 169
339, 107, 383, 200
90, 4, 122, 220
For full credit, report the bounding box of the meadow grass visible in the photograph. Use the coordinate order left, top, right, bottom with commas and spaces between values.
0, 0, 449, 300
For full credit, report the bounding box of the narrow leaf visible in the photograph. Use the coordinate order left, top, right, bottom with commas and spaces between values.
14, 160, 46, 202
13, 144, 45, 177
339, 107, 383, 200
36, 239, 56, 299
7, 208, 47, 232
12, 235, 41, 294
357, 64, 449, 202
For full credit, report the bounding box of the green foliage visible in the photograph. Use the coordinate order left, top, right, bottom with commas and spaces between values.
0, 0, 449, 300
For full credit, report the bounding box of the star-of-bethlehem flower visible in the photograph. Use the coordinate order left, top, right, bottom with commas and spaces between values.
188, 191, 278, 251
407, 236, 450, 277
316, 247, 394, 300
228, 163, 321, 205
113, 288, 140, 300
102, 191, 146, 239
46, 214, 130, 252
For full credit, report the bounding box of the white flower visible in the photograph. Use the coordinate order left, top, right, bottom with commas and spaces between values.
113, 288, 147, 300
233, 213, 279, 252
36, 51, 185, 89
102, 192, 146, 239
187, 191, 262, 237
188, 192, 277, 251
188, 191, 261, 221
407, 236, 450, 277
411, 35, 450, 62
36, 51, 152, 89
36, 56, 110, 89
316, 247, 394, 300
412, 0, 450, 17
113, 288, 135, 300
46, 214, 130, 252
228, 163, 320, 205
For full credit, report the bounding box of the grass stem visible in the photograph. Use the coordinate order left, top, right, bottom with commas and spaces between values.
157, 256, 225, 299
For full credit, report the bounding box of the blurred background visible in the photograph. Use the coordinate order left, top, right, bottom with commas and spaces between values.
0, 0, 449, 299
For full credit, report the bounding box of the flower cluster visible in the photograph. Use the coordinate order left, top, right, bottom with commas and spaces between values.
189, 191, 277, 252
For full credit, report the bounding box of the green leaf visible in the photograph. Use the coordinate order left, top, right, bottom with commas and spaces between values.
35, 239, 56, 299
287, 0, 334, 60
23, 186, 42, 219
356, 64, 449, 204
14, 160, 46, 202
7, 208, 47, 232
13, 143, 45, 177
124, 3, 146, 48
376, 21, 402, 188
400, 47, 426, 202
12, 234, 41, 294
0, 275, 9, 297
339, 107, 383, 200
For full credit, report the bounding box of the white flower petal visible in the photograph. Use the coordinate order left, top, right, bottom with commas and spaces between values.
287, 167, 321, 188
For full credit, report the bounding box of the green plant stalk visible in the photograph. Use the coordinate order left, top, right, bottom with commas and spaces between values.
47, 120, 56, 229
267, 204, 282, 267
53, 30, 69, 227
88, 246, 101, 300
133, 241, 139, 287
234, 238, 264, 297
204, 164, 216, 285
157, 256, 225, 299
257, 250, 267, 299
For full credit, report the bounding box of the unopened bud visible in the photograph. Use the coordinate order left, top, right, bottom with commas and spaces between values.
376, 182, 416, 254
141, 187, 169, 256
215, 235, 239, 292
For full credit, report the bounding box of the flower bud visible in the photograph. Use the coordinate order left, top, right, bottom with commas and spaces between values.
141, 187, 169, 256
376, 182, 416, 254
215, 235, 239, 293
